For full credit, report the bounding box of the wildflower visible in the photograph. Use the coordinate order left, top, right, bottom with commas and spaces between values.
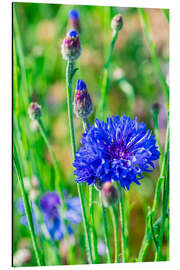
69, 9, 81, 33
111, 14, 123, 32
74, 79, 93, 119
17, 192, 82, 242
61, 30, 81, 61
28, 102, 41, 120
101, 181, 119, 207
73, 114, 160, 190
39, 192, 82, 241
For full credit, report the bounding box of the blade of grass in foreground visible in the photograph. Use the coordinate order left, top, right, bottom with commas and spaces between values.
138, 8, 169, 101
13, 144, 44, 266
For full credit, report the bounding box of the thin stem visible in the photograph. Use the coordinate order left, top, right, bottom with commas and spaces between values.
138, 8, 169, 101
152, 116, 169, 216
99, 30, 119, 120
38, 119, 66, 211
13, 145, 43, 266
66, 61, 76, 157
65, 60, 93, 264
37, 118, 72, 245
89, 186, 99, 263
100, 194, 112, 263
119, 186, 128, 262
152, 112, 163, 164
138, 116, 169, 261
155, 125, 169, 261
111, 206, 119, 263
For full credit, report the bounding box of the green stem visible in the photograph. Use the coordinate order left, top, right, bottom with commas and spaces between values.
66, 61, 93, 264
38, 119, 66, 211
13, 145, 43, 266
100, 194, 112, 263
89, 186, 99, 263
66, 61, 77, 157
99, 30, 119, 119
111, 206, 119, 263
138, 116, 169, 261
152, 112, 163, 164
155, 124, 169, 261
138, 8, 169, 101
152, 116, 169, 216
37, 118, 72, 246
119, 186, 128, 262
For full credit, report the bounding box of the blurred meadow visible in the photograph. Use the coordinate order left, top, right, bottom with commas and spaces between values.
13, 2, 169, 267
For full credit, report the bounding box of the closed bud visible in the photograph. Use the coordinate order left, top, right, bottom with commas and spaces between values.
111, 14, 123, 32
69, 9, 81, 33
28, 102, 41, 120
101, 181, 119, 207
61, 30, 81, 61
74, 79, 93, 119
151, 101, 161, 115
94, 179, 104, 191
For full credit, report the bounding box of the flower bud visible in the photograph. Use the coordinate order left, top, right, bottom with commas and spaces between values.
101, 181, 119, 207
74, 79, 93, 119
69, 9, 81, 33
151, 101, 161, 115
28, 102, 41, 120
111, 14, 123, 32
61, 30, 81, 61
94, 179, 104, 191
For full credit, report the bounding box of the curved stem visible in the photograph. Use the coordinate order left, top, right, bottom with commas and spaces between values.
38, 119, 66, 211
13, 145, 43, 266
66, 61, 93, 264
138, 8, 169, 101
98, 30, 119, 120
138, 116, 169, 261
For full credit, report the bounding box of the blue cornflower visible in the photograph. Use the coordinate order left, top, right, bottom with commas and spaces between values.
73, 114, 160, 190
17, 192, 82, 241
39, 192, 82, 241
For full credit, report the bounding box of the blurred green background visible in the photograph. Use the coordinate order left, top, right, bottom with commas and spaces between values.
13, 2, 169, 266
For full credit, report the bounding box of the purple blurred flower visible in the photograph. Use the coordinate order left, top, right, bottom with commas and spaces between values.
17, 192, 82, 241
39, 192, 82, 241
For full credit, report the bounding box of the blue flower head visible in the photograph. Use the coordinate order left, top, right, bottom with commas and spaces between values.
69, 9, 79, 20
73, 114, 160, 190
17, 192, 82, 241
39, 192, 82, 241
